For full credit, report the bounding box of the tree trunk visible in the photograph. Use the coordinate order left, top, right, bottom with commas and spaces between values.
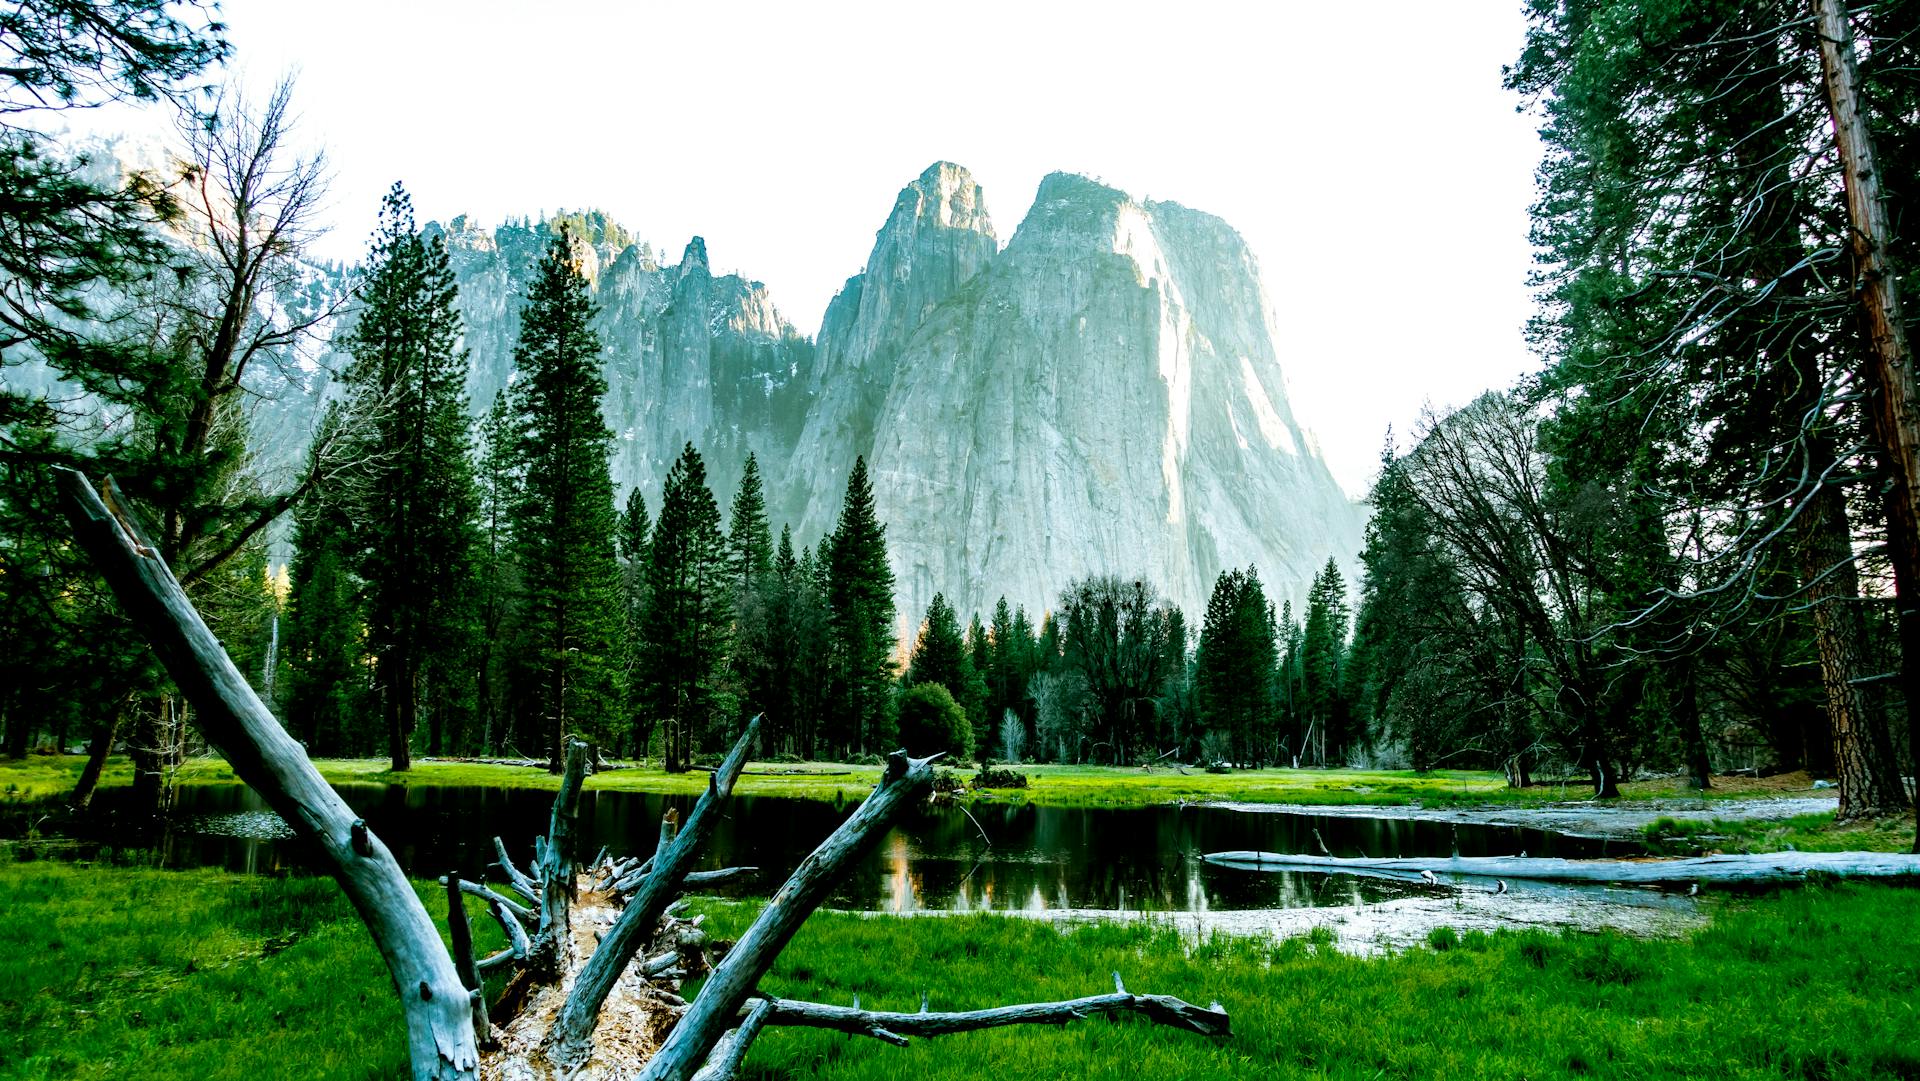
1811, 0, 1920, 849
1204, 849, 1920, 885
387, 647, 413, 772
1801, 483, 1907, 819
2, 703, 27, 758
54, 467, 479, 1079
70, 696, 130, 811
127, 695, 178, 819
1676, 656, 1712, 790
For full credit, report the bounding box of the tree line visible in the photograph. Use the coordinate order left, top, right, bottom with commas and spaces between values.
276, 192, 1372, 772
276, 207, 907, 770
1345, 0, 1920, 841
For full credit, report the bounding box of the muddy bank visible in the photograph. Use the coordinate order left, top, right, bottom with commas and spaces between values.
1208, 796, 1838, 840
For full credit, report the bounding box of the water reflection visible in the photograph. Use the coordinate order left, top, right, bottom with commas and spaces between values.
80, 784, 1639, 914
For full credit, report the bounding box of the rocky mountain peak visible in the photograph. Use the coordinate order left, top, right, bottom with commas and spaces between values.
895, 161, 995, 238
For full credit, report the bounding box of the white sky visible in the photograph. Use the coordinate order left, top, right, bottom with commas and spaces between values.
87, 0, 1547, 497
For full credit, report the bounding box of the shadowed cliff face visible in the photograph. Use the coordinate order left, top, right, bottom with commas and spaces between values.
251, 163, 1360, 629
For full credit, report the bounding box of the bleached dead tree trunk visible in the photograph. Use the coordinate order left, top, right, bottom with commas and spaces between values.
57, 466, 1231, 1079
55, 473, 480, 1080
1202, 849, 1920, 885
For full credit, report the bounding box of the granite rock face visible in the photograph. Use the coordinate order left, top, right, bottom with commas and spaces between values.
826, 170, 1362, 633
256, 164, 1361, 631
423, 212, 814, 505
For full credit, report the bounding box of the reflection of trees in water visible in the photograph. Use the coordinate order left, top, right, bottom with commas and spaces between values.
102, 784, 1624, 914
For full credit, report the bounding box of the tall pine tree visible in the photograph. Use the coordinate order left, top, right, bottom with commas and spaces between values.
825, 456, 896, 754
725, 453, 774, 587
506, 230, 623, 767
337, 183, 480, 768
640, 443, 733, 771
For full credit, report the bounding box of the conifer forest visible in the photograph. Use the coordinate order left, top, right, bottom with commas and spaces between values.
4, 3, 1920, 1079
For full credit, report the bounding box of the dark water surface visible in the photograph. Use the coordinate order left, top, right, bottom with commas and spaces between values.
84, 784, 1639, 913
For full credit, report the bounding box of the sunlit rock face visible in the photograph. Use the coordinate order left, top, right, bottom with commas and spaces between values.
782, 161, 1001, 538
830, 170, 1362, 633
425, 213, 814, 505
324, 164, 1360, 627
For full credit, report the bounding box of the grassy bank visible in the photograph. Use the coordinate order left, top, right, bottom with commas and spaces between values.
1, 861, 1916, 1079
0, 753, 1835, 810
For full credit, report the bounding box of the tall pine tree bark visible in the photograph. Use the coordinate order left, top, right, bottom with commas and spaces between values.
1813, 0, 1920, 836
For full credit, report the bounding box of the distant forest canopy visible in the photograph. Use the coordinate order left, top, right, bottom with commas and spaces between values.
3, 0, 1919, 845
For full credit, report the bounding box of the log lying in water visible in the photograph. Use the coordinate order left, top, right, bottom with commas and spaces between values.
1201, 850, 1920, 885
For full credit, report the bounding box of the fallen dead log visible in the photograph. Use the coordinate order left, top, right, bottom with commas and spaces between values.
548, 716, 765, 1062
52, 468, 480, 1080
637, 750, 943, 1080
747, 973, 1229, 1044
1201, 849, 1920, 885
59, 466, 1231, 1079
688, 765, 855, 776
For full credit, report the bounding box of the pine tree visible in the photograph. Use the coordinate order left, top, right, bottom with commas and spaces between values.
506, 230, 624, 766
338, 184, 480, 767
825, 456, 896, 754
784, 539, 835, 757
906, 593, 969, 696
1195, 568, 1278, 765
723, 453, 776, 725
725, 453, 774, 587
280, 407, 368, 756
641, 443, 733, 771
1299, 558, 1350, 767
962, 612, 992, 755
616, 487, 653, 759
473, 391, 519, 755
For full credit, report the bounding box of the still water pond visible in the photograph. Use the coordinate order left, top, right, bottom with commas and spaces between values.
90, 784, 1638, 914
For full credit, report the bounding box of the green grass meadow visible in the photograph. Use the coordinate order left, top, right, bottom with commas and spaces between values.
1, 859, 1916, 1080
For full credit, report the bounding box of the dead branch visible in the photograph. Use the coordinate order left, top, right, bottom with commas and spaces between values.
533, 740, 590, 971
751, 972, 1230, 1043
438, 876, 533, 923
51, 466, 479, 1080
633, 750, 941, 1081
549, 716, 763, 1059
445, 874, 492, 1046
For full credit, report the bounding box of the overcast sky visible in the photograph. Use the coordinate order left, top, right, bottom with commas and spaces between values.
91, 1, 1546, 496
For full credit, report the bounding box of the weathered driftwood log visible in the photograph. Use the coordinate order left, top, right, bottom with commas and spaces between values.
493, 836, 540, 904
549, 715, 764, 1060
440, 876, 534, 923
748, 972, 1230, 1044
476, 891, 532, 974
637, 750, 941, 1081
688, 999, 773, 1081
445, 874, 492, 1044
616, 865, 759, 895
52, 467, 480, 1080
679, 866, 759, 890
1201, 850, 1920, 885
534, 740, 590, 970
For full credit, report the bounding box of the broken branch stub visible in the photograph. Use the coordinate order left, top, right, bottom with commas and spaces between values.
535, 739, 590, 966
51, 467, 479, 1081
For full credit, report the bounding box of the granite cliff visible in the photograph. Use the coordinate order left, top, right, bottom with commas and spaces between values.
284, 163, 1361, 630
